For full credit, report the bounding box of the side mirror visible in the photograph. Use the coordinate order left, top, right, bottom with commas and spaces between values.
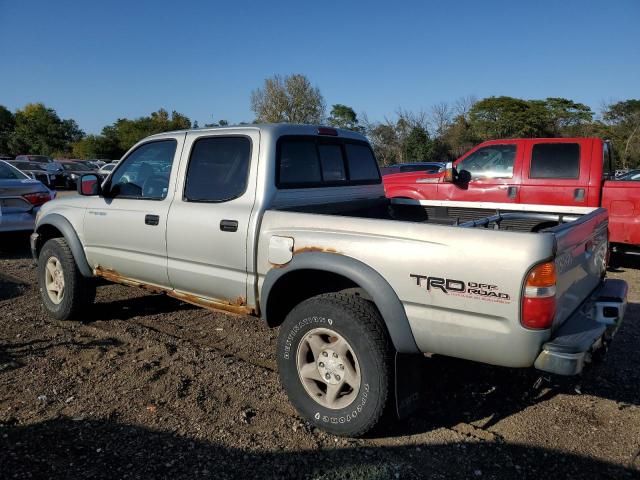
443, 162, 455, 182
78, 174, 101, 196
457, 169, 472, 184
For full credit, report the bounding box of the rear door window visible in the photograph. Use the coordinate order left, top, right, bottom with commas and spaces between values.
530, 143, 580, 179
184, 136, 251, 202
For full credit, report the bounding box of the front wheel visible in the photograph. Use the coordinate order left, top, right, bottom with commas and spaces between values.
276, 293, 392, 437
38, 238, 96, 320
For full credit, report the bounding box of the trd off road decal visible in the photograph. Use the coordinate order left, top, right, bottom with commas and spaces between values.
410, 274, 512, 304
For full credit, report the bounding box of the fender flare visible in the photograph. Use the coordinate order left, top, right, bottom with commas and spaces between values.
35, 213, 94, 278
261, 252, 419, 353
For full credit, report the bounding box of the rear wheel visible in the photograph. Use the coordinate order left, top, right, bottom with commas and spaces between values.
38, 238, 95, 320
277, 293, 392, 437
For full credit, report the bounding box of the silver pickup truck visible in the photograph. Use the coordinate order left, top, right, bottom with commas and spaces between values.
31, 124, 627, 437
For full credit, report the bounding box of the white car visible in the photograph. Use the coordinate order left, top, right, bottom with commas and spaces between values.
98, 163, 116, 175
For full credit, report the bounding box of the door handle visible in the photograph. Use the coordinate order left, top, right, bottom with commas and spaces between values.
507, 186, 518, 198
220, 219, 238, 232
145, 214, 160, 226
574, 188, 585, 201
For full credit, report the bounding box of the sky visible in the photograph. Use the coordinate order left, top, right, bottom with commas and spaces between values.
1, 0, 638, 134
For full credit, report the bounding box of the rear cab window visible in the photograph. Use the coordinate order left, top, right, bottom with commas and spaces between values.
276, 136, 380, 188
529, 143, 580, 179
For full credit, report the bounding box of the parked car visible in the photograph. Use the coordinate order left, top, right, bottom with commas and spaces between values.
31, 125, 626, 437
383, 138, 640, 251
98, 163, 116, 175
8, 161, 57, 187
617, 169, 640, 181
380, 162, 445, 176
57, 161, 103, 189
86, 159, 106, 168
15, 155, 54, 164
0, 160, 55, 233
0, 154, 14, 161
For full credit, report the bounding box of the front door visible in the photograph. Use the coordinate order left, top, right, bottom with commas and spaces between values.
166, 131, 258, 304
437, 142, 522, 203
83, 137, 183, 287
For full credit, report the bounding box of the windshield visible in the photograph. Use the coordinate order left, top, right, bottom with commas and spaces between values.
618, 170, 640, 181
0, 161, 29, 180
399, 164, 443, 173
102, 164, 115, 171
13, 162, 43, 170
26, 155, 51, 162
61, 163, 82, 171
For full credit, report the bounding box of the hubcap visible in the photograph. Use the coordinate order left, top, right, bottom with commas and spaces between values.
44, 256, 65, 304
296, 328, 361, 410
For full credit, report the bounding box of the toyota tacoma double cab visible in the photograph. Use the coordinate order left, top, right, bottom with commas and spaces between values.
31, 125, 627, 436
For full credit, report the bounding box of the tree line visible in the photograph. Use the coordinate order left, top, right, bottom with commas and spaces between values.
1, 73, 638, 169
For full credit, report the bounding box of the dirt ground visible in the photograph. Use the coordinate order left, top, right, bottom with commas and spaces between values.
0, 233, 639, 479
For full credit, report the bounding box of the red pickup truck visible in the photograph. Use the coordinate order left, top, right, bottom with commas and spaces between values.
383, 137, 640, 249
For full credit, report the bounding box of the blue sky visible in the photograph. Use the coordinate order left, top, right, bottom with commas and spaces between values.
1, 0, 638, 134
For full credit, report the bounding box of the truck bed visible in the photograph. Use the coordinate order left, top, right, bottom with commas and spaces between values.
260, 192, 608, 368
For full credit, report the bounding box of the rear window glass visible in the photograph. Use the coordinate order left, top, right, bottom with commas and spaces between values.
345, 144, 382, 181
530, 143, 580, 179
318, 144, 346, 182
277, 137, 380, 188
279, 141, 322, 185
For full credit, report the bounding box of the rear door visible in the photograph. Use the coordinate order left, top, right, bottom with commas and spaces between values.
437, 142, 523, 202
166, 131, 259, 303
520, 139, 590, 206
83, 137, 183, 287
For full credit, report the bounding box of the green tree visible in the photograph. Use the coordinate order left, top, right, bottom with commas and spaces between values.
8, 103, 84, 156
602, 99, 640, 168
540, 97, 593, 135
97, 109, 192, 157
0, 105, 15, 154
469, 96, 551, 139
441, 115, 479, 158
71, 134, 119, 159
251, 74, 325, 123
328, 104, 362, 131
403, 126, 431, 162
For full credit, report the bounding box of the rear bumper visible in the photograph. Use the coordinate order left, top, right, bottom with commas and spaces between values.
0, 211, 37, 233
534, 279, 627, 375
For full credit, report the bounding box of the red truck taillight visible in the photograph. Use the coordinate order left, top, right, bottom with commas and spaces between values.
522, 261, 556, 329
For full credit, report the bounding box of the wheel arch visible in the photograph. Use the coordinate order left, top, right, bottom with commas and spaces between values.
35, 214, 93, 278
261, 252, 419, 353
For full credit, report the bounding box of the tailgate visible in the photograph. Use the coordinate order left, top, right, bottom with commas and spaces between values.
551, 207, 608, 328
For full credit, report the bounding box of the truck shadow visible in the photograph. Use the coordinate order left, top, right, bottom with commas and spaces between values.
385, 300, 640, 437
0, 337, 123, 375
84, 293, 197, 322
0, 417, 637, 479
609, 251, 640, 271
0, 233, 32, 260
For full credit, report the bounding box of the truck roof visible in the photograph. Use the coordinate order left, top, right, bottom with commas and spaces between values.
147, 123, 368, 141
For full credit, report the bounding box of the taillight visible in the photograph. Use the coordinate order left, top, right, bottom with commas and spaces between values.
522, 261, 556, 329
23, 192, 51, 207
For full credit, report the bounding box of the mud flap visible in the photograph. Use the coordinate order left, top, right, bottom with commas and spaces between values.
394, 352, 425, 419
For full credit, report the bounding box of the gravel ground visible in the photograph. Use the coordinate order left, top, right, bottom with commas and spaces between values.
0, 233, 639, 479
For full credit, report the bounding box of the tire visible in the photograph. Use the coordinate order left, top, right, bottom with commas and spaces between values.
277, 292, 392, 437
37, 237, 96, 320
